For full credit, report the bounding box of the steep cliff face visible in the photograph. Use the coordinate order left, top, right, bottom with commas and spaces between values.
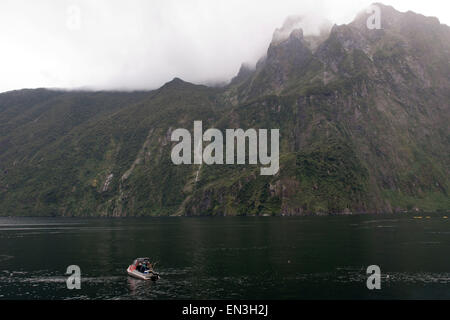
0, 4, 449, 216
183, 4, 450, 215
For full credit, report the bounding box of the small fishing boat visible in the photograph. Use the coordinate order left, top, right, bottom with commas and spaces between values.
127, 257, 160, 281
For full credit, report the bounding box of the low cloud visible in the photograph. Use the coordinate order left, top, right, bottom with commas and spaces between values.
0, 0, 448, 93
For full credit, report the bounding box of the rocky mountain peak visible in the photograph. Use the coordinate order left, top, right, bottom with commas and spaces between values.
350, 2, 442, 32
230, 63, 255, 86
159, 77, 192, 91
267, 27, 310, 63
271, 15, 304, 44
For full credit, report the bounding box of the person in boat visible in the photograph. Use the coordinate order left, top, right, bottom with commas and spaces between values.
138, 261, 150, 273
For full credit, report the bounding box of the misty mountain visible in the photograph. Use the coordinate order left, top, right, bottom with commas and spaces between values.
0, 3, 448, 216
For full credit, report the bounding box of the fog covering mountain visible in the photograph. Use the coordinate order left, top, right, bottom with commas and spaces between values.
0, 4, 449, 216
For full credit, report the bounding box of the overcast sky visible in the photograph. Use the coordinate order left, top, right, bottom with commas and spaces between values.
1, 0, 449, 93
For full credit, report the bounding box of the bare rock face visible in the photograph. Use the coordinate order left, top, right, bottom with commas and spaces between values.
102, 174, 114, 192
230, 63, 254, 86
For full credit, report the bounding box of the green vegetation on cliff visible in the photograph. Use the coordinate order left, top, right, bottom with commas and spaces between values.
0, 4, 448, 216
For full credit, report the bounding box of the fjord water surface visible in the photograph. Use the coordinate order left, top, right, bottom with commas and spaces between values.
0, 215, 449, 299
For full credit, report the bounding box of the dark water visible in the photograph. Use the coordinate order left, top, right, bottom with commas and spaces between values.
0, 215, 449, 300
